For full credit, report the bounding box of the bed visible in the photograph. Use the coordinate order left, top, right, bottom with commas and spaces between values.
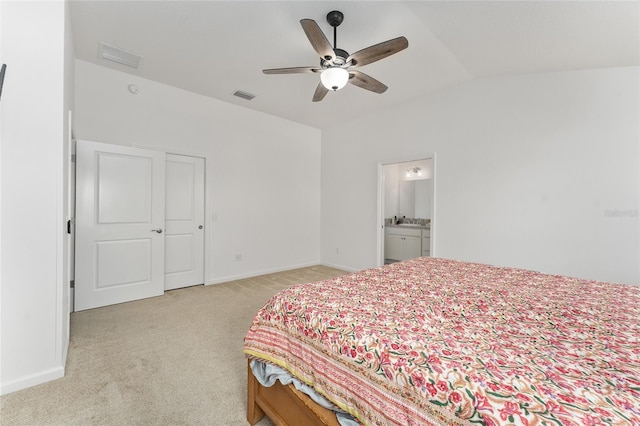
243, 257, 640, 425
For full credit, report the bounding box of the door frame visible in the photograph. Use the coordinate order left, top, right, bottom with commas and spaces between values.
376, 153, 436, 266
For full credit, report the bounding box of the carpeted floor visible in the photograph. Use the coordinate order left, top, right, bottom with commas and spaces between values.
0, 265, 346, 425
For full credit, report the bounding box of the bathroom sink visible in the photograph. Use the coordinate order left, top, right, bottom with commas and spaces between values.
396, 223, 424, 227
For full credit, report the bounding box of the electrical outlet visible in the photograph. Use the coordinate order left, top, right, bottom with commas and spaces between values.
235, 253, 242, 261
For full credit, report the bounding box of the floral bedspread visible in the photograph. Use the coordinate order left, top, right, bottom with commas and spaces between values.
243, 257, 640, 425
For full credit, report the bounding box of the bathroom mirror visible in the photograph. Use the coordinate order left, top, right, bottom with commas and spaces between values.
399, 179, 431, 218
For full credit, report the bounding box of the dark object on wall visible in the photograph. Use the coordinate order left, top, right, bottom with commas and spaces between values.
0, 64, 6, 102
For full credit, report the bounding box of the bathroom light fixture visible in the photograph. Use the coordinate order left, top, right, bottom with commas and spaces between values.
320, 67, 349, 91
406, 167, 422, 178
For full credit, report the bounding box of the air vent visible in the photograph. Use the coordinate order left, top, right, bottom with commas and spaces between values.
99, 42, 142, 68
233, 90, 256, 101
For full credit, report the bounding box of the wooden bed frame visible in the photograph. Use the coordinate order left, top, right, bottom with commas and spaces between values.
247, 361, 341, 426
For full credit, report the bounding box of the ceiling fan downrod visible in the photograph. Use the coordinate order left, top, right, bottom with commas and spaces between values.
326, 10, 344, 50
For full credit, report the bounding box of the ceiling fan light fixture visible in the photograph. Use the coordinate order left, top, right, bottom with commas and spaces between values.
320, 67, 349, 91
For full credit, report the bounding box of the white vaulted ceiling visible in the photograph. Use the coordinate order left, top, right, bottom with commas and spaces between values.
70, 1, 639, 129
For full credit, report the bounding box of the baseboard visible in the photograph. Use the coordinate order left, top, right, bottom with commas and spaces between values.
206, 261, 322, 285
319, 262, 360, 273
0, 365, 65, 396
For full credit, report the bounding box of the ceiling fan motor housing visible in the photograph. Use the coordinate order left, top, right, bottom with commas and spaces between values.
321, 48, 350, 68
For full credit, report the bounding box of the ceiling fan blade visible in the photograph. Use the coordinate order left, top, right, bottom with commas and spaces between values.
347, 36, 408, 67
312, 82, 329, 102
300, 19, 335, 61
263, 66, 321, 75
349, 70, 388, 94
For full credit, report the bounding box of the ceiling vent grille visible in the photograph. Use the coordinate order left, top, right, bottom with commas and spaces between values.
99, 42, 142, 68
233, 90, 256, 101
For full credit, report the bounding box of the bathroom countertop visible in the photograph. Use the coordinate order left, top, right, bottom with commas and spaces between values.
386, 223, 430, 230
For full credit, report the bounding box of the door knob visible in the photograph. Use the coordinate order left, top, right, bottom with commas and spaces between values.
151, 228, 163, 233
198, 225, 203, 229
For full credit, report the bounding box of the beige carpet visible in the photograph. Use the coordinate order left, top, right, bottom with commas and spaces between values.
0, 265, 346, 425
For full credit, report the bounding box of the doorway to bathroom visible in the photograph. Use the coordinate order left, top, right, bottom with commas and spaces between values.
377, 156, 435, 266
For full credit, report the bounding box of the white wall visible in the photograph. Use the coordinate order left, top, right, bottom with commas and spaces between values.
0, 0, 72, 394
74, 60, 321, 284
321, 67, 640, 285
383, 164, 400, 219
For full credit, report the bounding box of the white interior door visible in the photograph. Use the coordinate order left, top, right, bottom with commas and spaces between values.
164, 154, 205, 290
75, 140, 166, 311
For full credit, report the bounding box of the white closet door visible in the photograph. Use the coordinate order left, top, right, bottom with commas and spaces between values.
75, 140, 166, 311
164, 154, 205, 290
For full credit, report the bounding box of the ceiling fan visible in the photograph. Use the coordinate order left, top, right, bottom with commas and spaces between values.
263, 10, 408, 102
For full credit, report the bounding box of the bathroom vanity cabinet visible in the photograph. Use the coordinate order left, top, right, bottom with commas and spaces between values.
385, 226, 423, 261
